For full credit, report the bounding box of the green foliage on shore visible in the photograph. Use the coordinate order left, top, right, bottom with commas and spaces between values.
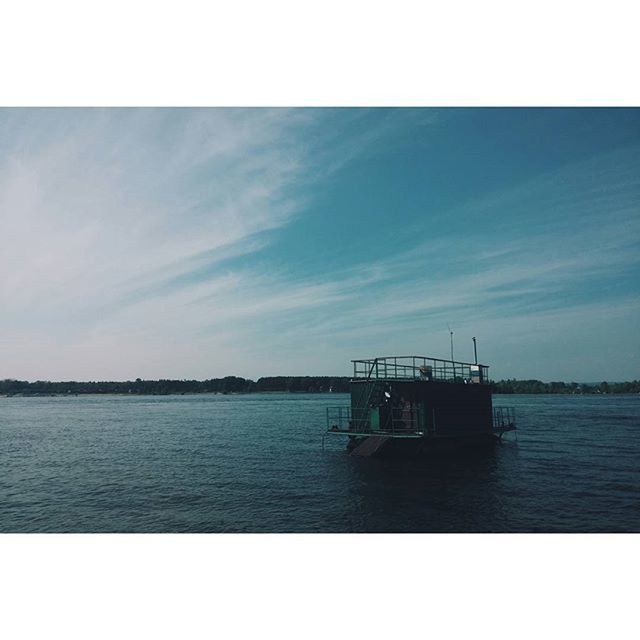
1, 377, 638, 396
254, 376, 350, 393
492, 379, 640, 394
0, 376, 351, 396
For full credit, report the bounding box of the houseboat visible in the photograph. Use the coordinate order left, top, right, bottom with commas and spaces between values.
325, 355, 515, 457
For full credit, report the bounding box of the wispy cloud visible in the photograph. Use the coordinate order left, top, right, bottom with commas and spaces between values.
1, 112, 296, 298
172, 142, 640, 379
1, 109, 638, 381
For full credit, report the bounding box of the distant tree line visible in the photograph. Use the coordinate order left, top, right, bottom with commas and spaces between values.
252, 376, 350, 393
492, 379, 640, 394
0, 376, 351, 396
1, 377, 638, 396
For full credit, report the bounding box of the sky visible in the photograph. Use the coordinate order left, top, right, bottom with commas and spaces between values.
0, 108, 639, 382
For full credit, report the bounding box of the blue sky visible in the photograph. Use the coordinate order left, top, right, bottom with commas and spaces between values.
1, 108, 638, 382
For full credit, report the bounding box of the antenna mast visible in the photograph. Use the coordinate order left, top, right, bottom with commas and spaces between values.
447, 324, 454, 361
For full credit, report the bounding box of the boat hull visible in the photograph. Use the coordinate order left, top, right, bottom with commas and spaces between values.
347, 432, 499, 457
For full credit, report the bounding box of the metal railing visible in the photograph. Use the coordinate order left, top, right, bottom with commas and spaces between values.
326, 405, 423, 435
493, 406, 516, 430
352, 355, 489, 384
326, 406, 356, 431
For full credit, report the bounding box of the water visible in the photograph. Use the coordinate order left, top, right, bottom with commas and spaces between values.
1, 393, 639, 532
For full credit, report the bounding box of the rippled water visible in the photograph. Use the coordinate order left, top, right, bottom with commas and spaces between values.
1, 393, 639, 532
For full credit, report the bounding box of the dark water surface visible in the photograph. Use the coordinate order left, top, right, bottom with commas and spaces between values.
1, 393, 639, 532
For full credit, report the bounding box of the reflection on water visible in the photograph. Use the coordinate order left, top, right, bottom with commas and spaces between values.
326, 443, 510, 532
0, 393, 638, 532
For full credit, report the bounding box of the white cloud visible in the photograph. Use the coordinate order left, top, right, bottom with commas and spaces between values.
1, 110, 638, 381
0, 109, 319, 376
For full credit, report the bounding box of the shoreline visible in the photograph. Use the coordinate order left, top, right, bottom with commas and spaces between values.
2, 390, 638, 398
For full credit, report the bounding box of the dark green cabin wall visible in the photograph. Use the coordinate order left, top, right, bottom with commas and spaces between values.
350, 379, 493, 436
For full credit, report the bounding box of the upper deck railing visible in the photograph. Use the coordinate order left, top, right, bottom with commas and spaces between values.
352, 355, 489, 384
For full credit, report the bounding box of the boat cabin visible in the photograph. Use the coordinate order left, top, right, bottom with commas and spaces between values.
325, 355, 515, 456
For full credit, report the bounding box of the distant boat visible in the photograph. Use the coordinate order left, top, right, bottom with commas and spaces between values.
324, 354, 516, 457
